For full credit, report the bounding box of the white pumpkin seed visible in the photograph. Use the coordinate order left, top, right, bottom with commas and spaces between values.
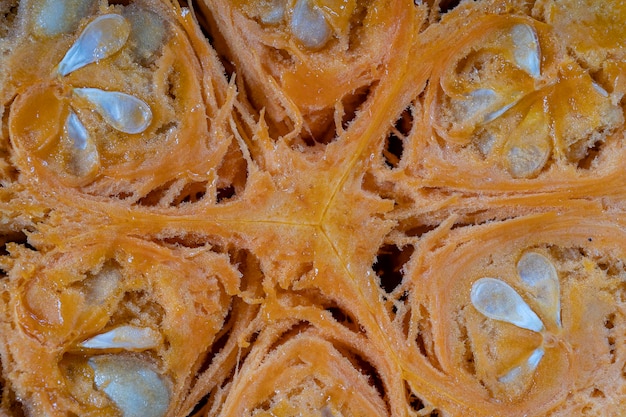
511, 24, 541, 78
517, 252, 561, 327
470, 277, 544, 332
592, 81, 609, 98
65, 110, 89, 150
290, 0, 331, 49
89, 355, 170, 417
73, 88, 152, 134
526, 346, 544, 370
80, 325, 162, 350
504, 102, 551, 178
483, 99, 519, 123
498, 347, 544, 383
64, 110, 99, 177
57, 14, 130, 76
464, 88, 498, 117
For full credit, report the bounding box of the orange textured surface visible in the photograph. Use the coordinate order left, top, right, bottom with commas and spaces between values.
1, 0, 625, 416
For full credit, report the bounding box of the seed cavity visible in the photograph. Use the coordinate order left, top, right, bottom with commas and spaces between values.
57, 14, 131, 76
511, 23, 541, 78
79, 325, 162, 350
470, 277, 544, 332
517, 252, 561, 327
290, 0, 332, 50
73, 88, 152, 134
89, 355, 170, 417
42, 12, 155, 179
470, 252, 563, 388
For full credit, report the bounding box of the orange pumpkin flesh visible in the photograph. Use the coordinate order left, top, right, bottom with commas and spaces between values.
1, 1, 626, 416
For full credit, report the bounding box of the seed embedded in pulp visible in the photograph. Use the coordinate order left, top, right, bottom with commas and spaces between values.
517, 252, 561, 327
89, 355, 170, 417
57, 14, 131, 76
73, 88, 152, 134
498, 347, 545, 383
79, 325, 162, 350
511, 23, 541, 78
290, 0, 332, 50
470, 277, 545, 332
65, 110, 89, 150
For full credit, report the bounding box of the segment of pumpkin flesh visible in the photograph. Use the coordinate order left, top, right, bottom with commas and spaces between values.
432, 15, 623, 180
